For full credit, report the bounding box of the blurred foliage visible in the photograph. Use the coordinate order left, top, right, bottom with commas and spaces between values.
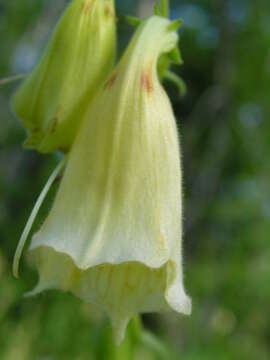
1, 0, 270, 359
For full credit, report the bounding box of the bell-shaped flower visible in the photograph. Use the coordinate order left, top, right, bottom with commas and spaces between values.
16, 15, 191, 343
12, 0, 116, 153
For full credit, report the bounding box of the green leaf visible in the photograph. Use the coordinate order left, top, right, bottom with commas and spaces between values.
168, 18, 183, 32
12, 157, 66, 278
164, 70, 187, 96
168, 47, 183, 65
125, 15, 141, 27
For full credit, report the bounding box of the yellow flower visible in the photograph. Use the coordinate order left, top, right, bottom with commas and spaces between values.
19, 15, 191, 344
12, 0, 116, 153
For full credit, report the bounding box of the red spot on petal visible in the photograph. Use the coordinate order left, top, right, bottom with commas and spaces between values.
140, 69, 153, 93
50, 108, 62, 133
31, 127, 40, 134
57, 146, 69, 154
104, 72, 117, 89
104, 2, 113, 17
53, 175, 62, 185
50, 117, 58, 134
81, 1, 92, 15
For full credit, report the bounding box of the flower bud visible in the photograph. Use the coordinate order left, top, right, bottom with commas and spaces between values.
24, 15, 191, 343
12, 0, 116, 153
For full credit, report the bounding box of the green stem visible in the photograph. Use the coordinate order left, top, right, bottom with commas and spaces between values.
0, 74, 26, 86
12, 157, 66, 278
160, 0, 169, 18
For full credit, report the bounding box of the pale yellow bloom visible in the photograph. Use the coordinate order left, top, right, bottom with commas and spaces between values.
12, 0, 116, 153
22, 15, 191, 344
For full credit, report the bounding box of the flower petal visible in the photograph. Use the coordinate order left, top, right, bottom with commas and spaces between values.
27, 15, 191, 342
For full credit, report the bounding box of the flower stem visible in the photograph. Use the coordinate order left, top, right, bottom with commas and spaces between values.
160, 0, 169, 18
12, 157, 66, 278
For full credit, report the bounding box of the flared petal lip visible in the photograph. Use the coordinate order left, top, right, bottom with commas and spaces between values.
29, 242, 171, 271
29, 243, 192, 316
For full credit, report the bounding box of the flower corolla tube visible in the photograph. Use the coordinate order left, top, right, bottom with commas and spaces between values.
15, 15, 191, 344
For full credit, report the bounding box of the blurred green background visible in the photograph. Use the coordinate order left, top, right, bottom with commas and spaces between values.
1, 0, 270, 359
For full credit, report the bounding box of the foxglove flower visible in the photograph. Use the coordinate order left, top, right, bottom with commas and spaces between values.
12, 0, 116, 153
16, 15, 191, 343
